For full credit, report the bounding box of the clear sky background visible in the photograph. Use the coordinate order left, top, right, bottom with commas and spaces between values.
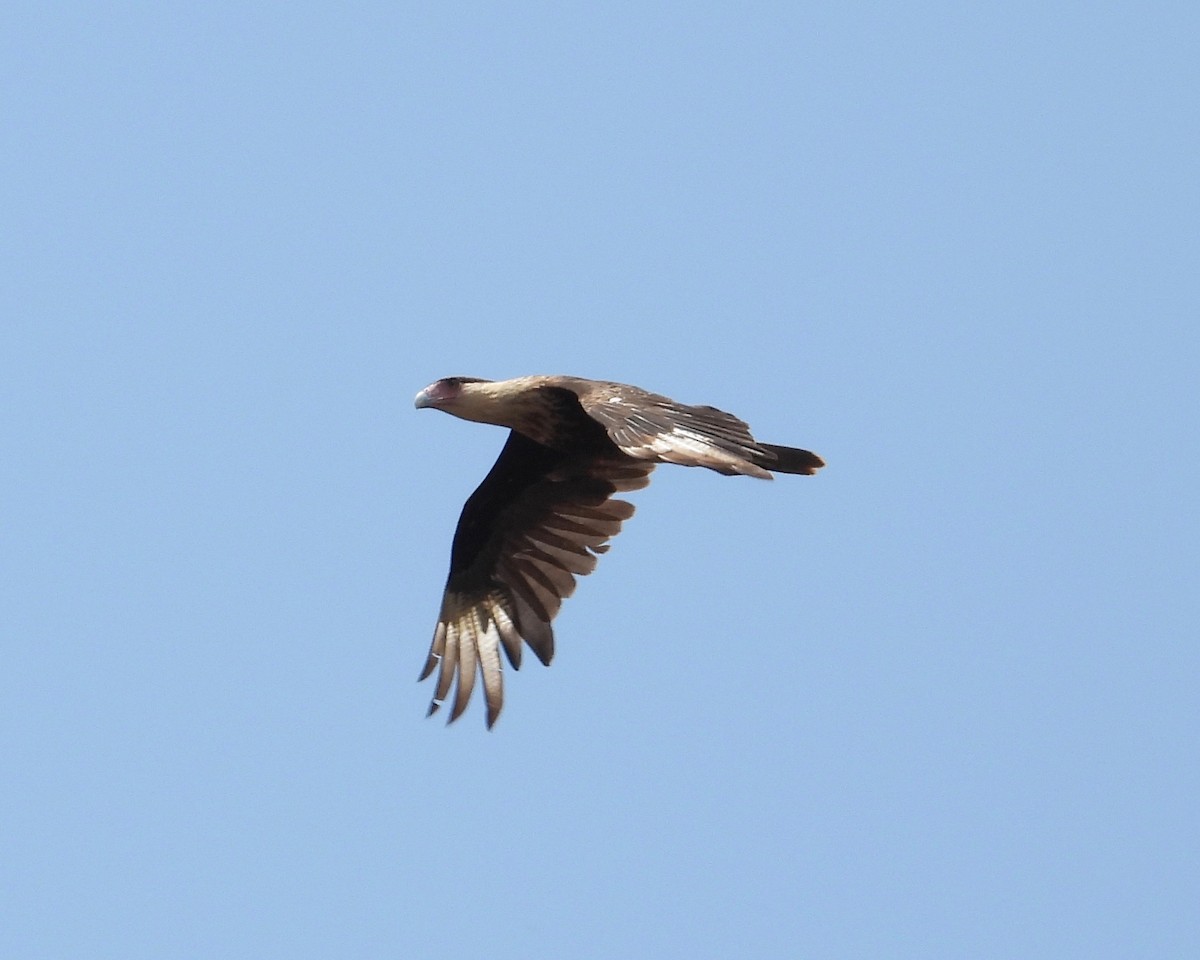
3, 2, 1197, 957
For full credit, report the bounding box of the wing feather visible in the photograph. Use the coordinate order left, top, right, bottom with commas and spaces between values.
510, 568, 559, 622
477, 616, 504, 726
418, 621, 447, 682
577, 384, 778, 477
523, 537, 599, 575
450, 615, 478, 722
493, 602, 523, 668
420, 430, 653, 727
509, 589, 555, 665
430, 619, 458, 711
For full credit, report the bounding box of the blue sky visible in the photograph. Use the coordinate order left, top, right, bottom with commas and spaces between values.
3, 2, 1197, 957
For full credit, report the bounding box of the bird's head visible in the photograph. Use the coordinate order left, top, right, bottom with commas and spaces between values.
414, 377, 497, 422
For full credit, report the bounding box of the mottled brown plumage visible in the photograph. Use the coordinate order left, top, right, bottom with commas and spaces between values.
414, 375, 824, 727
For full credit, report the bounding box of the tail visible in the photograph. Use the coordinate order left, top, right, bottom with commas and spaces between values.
755, 443, 825, 476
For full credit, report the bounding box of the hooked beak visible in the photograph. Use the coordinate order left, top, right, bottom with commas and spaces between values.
414, 387, 436, 409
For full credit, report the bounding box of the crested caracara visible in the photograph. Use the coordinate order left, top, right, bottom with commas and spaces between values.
414, 375, 824, 727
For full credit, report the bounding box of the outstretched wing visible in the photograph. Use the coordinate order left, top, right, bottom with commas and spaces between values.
574, 382, 808, 478
419, 430, 652, 727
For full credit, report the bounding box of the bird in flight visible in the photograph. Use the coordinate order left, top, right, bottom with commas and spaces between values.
414, 375, 824, 727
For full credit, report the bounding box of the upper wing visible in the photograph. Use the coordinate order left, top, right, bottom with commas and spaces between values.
419, 430, 652, 727
573, 382, 779, 478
